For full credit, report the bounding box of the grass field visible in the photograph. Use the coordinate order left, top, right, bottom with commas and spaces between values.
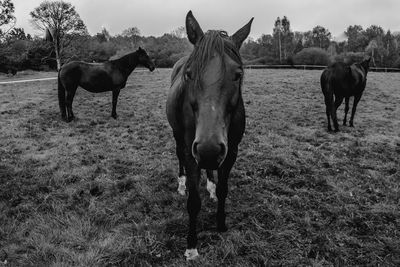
0, 68, 399, 266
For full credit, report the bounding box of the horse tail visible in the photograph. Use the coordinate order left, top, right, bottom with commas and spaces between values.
58, 71, 66, 119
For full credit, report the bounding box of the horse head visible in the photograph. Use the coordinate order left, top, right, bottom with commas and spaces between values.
361, 57, 371, 74
137, 47, 155, 71
184, 11, 253, 169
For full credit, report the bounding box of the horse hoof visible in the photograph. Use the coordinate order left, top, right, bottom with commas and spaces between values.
67, 117, 74, 122
334, 129, 340, 133
177, 176, 186, 195
206, 179, 217, 202
184, 249, 199, 260
112, 114, 118, 119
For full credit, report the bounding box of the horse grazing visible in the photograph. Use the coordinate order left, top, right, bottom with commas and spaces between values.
58, 47, 155, 122
320, 57, 371, 132
166, 11, 253, 260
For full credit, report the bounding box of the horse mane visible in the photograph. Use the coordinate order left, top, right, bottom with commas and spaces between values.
183, 30, 243, 89
109, 50, 139, 74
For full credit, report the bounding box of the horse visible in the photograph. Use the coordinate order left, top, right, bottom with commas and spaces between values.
166, 11, 253, 260
320, 57, 371, 132
58, 47, 155, 122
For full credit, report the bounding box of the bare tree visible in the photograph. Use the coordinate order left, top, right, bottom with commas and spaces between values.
365, 39, 378, 66
30, 0, 87, 70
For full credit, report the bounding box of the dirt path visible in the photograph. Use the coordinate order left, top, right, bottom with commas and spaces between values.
0, 77, 57, 85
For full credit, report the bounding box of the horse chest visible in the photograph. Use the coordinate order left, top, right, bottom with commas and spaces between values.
111, 73, 127, 88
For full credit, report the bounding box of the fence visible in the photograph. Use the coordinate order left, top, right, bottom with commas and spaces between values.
244, 65, 400, 73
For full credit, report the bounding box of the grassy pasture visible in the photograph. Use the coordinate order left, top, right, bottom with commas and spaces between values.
0, 68, 399, 266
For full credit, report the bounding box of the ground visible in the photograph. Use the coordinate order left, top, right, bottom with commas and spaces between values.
0, 68, 399, 266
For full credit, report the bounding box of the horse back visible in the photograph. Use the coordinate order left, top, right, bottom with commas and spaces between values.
60, 61, 124, 92
326, 62, 366, 96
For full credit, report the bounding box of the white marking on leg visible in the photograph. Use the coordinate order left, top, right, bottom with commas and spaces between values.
178, 175, 186, 196
184, 248, 199, 260
207, 179, 217, 202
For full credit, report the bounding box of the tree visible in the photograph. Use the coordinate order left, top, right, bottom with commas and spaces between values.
273, 17, 283, 63
0, 0, 16, 40
327, 42, 337, 57
121, 27, 140, 38
365, 39, 378, 66
121, 26, 140, 47
281, 16, 294, 59
293, 39, 303, 54
345, 25, 368, 52
312, 26, 331, 49
30, 1, 87, 70
171, 26, 186, 39
383, 30, 398, 67
364, 25, 385, 66
7, 27, 30, 41
365, 25, 384, 42
302, 31, 313, 48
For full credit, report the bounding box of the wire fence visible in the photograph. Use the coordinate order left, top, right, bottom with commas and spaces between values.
244, 65, 400, 73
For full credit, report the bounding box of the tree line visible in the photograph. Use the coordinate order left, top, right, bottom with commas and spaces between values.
1, 0, 399, 73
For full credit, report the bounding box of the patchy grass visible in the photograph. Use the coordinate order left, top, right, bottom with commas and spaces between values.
0, 69, 399, 266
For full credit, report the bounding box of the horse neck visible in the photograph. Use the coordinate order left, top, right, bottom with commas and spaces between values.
116, 52, 139, 76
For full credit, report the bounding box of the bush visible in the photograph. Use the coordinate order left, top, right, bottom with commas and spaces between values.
293, 47, 330, 66
334, 52, 365, 65
393, 57, 400, 69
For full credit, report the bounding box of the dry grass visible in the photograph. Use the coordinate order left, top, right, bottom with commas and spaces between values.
0, 69, 399, 266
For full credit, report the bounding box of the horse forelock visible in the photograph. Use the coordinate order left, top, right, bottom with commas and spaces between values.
183, 30, 243, 90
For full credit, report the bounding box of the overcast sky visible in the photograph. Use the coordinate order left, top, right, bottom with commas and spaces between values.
12, 0, 400, 40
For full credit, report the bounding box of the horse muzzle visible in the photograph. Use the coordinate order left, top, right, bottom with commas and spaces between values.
147, 63, 155, 72
192, 140, 227, 170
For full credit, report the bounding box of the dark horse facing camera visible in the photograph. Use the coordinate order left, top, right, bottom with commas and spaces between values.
58, 47, 155, 122
320, 57, 371, 132
166, 11, 253, 260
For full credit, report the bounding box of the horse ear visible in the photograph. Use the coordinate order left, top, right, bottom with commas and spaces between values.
186, 10, 204, 45
138, 47, 143, 51
231, 18, 254, 49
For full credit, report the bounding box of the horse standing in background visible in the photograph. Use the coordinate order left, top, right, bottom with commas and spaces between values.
58, 47, 155, 122
320, 57, 371, 132
166, 11, 253, 260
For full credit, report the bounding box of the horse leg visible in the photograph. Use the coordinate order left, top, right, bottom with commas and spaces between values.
206, 170, 217, 202
332, 95, 344, 132
65, 86, 77, 122
174, 132, 186, 195
216, 147, 237, 232
324, 94, 333, 131
349, 94, 362, 127
111, 89, 120, 119
343, 97, 350, 126
184, 155, 201, 260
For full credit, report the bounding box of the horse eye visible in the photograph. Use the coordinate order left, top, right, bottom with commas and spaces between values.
234, 71, 243, 81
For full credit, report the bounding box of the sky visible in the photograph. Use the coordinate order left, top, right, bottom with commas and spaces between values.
11, 0, 400, 41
